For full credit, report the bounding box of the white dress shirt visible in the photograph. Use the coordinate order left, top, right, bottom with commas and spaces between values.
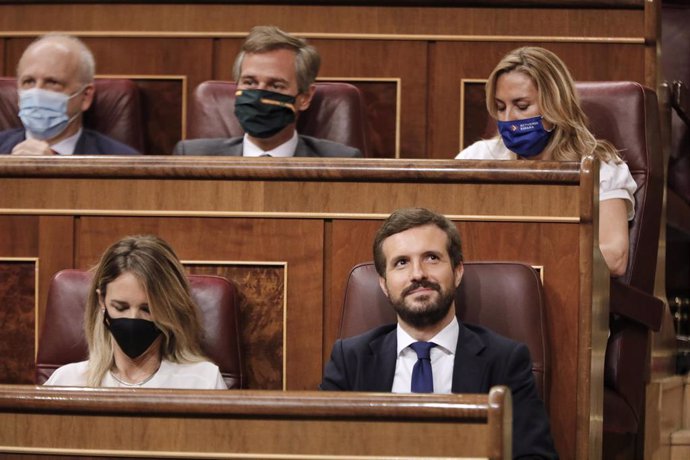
391, 316, 459, 394
242, 131, 298, 157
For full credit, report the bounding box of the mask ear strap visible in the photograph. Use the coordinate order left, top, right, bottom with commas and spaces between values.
69, 85, 88, 99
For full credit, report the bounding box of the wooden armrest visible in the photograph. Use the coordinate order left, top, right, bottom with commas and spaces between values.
609, 279, 664, 331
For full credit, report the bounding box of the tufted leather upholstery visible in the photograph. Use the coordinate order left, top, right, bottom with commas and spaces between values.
35, 269, 243, 389
187, 81, 368, 156
0, 77, 144, 152
340, 261, 550, 405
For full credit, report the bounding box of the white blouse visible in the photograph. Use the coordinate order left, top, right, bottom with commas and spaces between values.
44, 359, 228, 389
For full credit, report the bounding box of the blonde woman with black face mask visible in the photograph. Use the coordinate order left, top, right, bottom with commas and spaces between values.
45, 235, 227, 389
457, 46, 636, 277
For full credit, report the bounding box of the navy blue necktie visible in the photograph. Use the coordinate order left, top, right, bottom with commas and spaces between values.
410, 341, 437, 393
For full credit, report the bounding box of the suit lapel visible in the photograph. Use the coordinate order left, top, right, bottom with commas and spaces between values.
451, 323, 489, 393
227, 138, 244, 156
294, 135, 318, 157
363, 328, 397, 391
73, 131, 88, 155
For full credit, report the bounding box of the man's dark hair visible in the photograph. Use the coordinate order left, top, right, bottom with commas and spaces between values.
373, 207, 463, 277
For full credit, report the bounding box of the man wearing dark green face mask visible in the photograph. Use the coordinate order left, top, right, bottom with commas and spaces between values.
173, 26, 362, 158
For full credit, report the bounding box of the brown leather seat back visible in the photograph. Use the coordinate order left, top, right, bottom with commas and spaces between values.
35, 269, 243, 388
577, 83, 664, 440
577, 82, 663, 291
0, 77, 144, 152
188, 80, 368, 155
340, 261, 549, 403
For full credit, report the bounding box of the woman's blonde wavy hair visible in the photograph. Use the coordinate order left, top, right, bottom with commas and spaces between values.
84, 235, 206, 386
485, 46, 621, 163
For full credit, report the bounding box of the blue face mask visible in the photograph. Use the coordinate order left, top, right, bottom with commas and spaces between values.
497, 115, 553, 158
18, 87, 84, 140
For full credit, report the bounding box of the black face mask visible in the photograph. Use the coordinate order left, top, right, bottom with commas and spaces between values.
103, 308, 162, 359
234, 89, 297, 138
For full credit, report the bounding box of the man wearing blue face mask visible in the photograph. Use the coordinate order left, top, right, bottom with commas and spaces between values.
173, 26, 362, 158
0, 34, 139, 156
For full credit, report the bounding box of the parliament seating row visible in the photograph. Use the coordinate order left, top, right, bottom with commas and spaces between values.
0, 77, 368, 156
37, 262, 548, 399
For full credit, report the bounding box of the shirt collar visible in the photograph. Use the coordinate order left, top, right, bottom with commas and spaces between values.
242, 131, 298, 157
27, 128, 82, 155
396, 316, 459, 356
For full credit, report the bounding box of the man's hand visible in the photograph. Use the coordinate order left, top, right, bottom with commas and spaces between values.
11, 138, 54, 155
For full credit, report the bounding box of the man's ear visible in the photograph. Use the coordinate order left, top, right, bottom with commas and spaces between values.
454, 262, 464, 289
378, 276, 389, 298
80, 83, 95, 112
295, 84, 316, 112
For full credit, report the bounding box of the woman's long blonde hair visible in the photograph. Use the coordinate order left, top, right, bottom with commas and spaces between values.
485, 46, 620, 162
85, 235, 206, 386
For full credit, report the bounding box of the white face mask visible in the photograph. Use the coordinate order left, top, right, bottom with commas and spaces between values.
18, 86, 85, 140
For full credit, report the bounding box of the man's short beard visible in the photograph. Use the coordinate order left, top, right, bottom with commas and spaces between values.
389, 280, 455, 329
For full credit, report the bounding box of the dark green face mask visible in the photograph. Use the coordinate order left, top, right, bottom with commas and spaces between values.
234, 89, 297, 138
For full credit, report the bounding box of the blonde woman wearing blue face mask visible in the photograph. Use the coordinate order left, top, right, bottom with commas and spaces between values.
0, 33, 139, 156
456, 47, 636, 277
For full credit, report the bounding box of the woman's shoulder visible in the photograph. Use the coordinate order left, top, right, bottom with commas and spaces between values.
456, 138, 514, 160
600, 160, 637, 191
600, 159, 638, 220
43, 361, 89, 386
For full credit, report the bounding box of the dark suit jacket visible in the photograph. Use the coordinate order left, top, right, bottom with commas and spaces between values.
173, 134, 362, 157
321, 322, 558, 460
0, 128, 140, 155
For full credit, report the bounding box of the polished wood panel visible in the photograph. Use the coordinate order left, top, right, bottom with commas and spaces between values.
37, 216, 73, 331
0, 1, 646, 7
187, 264, 285, 390
0, 385, 511, 459
0, 261, 34, 384
0, 216, 37, 255
311, 39, 427, 159
0, 4, 644, 37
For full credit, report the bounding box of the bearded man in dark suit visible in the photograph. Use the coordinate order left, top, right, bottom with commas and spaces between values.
321, 207, 558, 460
